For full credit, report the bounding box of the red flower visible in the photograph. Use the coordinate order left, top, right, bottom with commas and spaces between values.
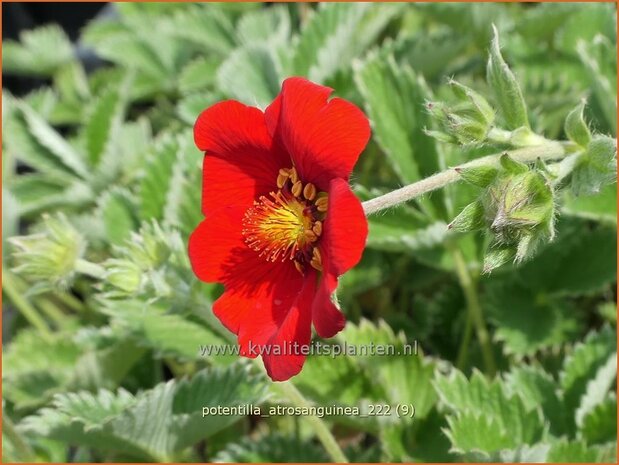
188, 77, 370, 381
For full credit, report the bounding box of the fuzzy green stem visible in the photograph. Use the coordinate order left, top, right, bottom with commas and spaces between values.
450, 245, 496, 376
2, 271, 53, 339
362, 142, 572, 215
75, 259, 106, 279
3, 413, 36, 462
276, 380, 349, 463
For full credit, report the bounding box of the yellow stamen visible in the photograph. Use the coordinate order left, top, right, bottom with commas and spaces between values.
315, 196, 329, 212
310, 247, 323, 271
291, 180, 303, 197
312, 221, 322, 236
303, 183, 317, 201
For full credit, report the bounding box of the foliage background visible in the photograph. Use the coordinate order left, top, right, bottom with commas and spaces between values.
2, 2, 617, 463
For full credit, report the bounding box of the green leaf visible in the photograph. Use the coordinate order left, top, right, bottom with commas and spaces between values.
562, 183, 617, 225
580, 395, 617, 445
17, 102, 89, 179
97, 188, 137, 245
83, 81, 128, 167
513, 219, 617, 296
216, 45, 282, 108
237, 5, 291, 45
138, 135, 180, 221
293, 3, 369, 83
486, 26, 529, 130
577, 40, 617, 134
213, 433, 329, 463
367, 211, 448, 253
354, 53, 442, 185
3, 25, 73, 76
178, 57, 219, 94
486, 280, 582, 357
571, 135, 617, 197
547, 438, 617, 463
3, 328, 82, 409
504, 366, 566, 435
435, 369, 545, 455
100, 300, 231, 363
564, 101, 592, 148
342, 319, 438, 420
560, 326, 617, 429
167, 5, 236, 56
575, 352, 617, 428
21, 364, 267, 462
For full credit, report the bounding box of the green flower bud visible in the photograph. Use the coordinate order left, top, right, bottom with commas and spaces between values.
483, 171, 554, 245
571, 135, 617, 196
121, 222, 176, 270
448, 200, 485, 232
103, 259, 144, 296
456, 165, 499, 188
9, 213, 85, 289
427, 78, 497, 146
448, 79, 495, 127
486, 25, 529, 130
565, 101, 591, 148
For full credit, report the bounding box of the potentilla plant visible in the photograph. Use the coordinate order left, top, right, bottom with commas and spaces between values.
3, 4, 617, 463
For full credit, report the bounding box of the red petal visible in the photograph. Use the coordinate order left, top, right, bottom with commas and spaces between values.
311, 269, 346, 338
311, 178, 367, 338
262, 272, 316, 381
323, 178, 368, 275
265, 77, 370, 191
194, 100, 288, 214
188, 206, 245, 283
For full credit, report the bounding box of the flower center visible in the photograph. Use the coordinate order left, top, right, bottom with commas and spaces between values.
242, 167, 327, 274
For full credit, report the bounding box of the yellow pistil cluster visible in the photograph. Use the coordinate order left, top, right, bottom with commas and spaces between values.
242, 167, 327, 274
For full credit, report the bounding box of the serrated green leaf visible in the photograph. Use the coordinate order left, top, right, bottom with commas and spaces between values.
17, 102, 89, 179
435, 369, 545, 454
213, 433, 328, 463
167, 5, 236, 55
100, 299, 231, 363
580, 395, 617, 445
97, 188, 137, 245
3, 25, 73, 76
504, 366, 566, 435
575, 352, 617, 427
216, 45, 282, 108
177, 57, 219, 94
486, 280, 582, 357
561, 325, 617, 432
139, 135, 179, 221
21, 364, 267, 462
237, 5, 291, 45
83, 81, 128, 167
354, 53, 441, 185
547, 438, 617, 463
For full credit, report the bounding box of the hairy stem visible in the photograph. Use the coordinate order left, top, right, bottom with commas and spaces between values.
276, 381, 349, 463
75, 259, 106, 279
3, 412, 36, 462
449, 244, 496, 376
362, 142, 571, 215
2, 271, 53, 339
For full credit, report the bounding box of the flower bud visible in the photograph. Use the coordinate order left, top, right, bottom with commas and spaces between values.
426, 81, 496, 146
483, 245, 516, 273
103, 259, 144, 297
9, 213, 85, 289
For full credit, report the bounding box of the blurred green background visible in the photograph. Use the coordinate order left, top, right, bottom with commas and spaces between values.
2, 2, 617, 463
